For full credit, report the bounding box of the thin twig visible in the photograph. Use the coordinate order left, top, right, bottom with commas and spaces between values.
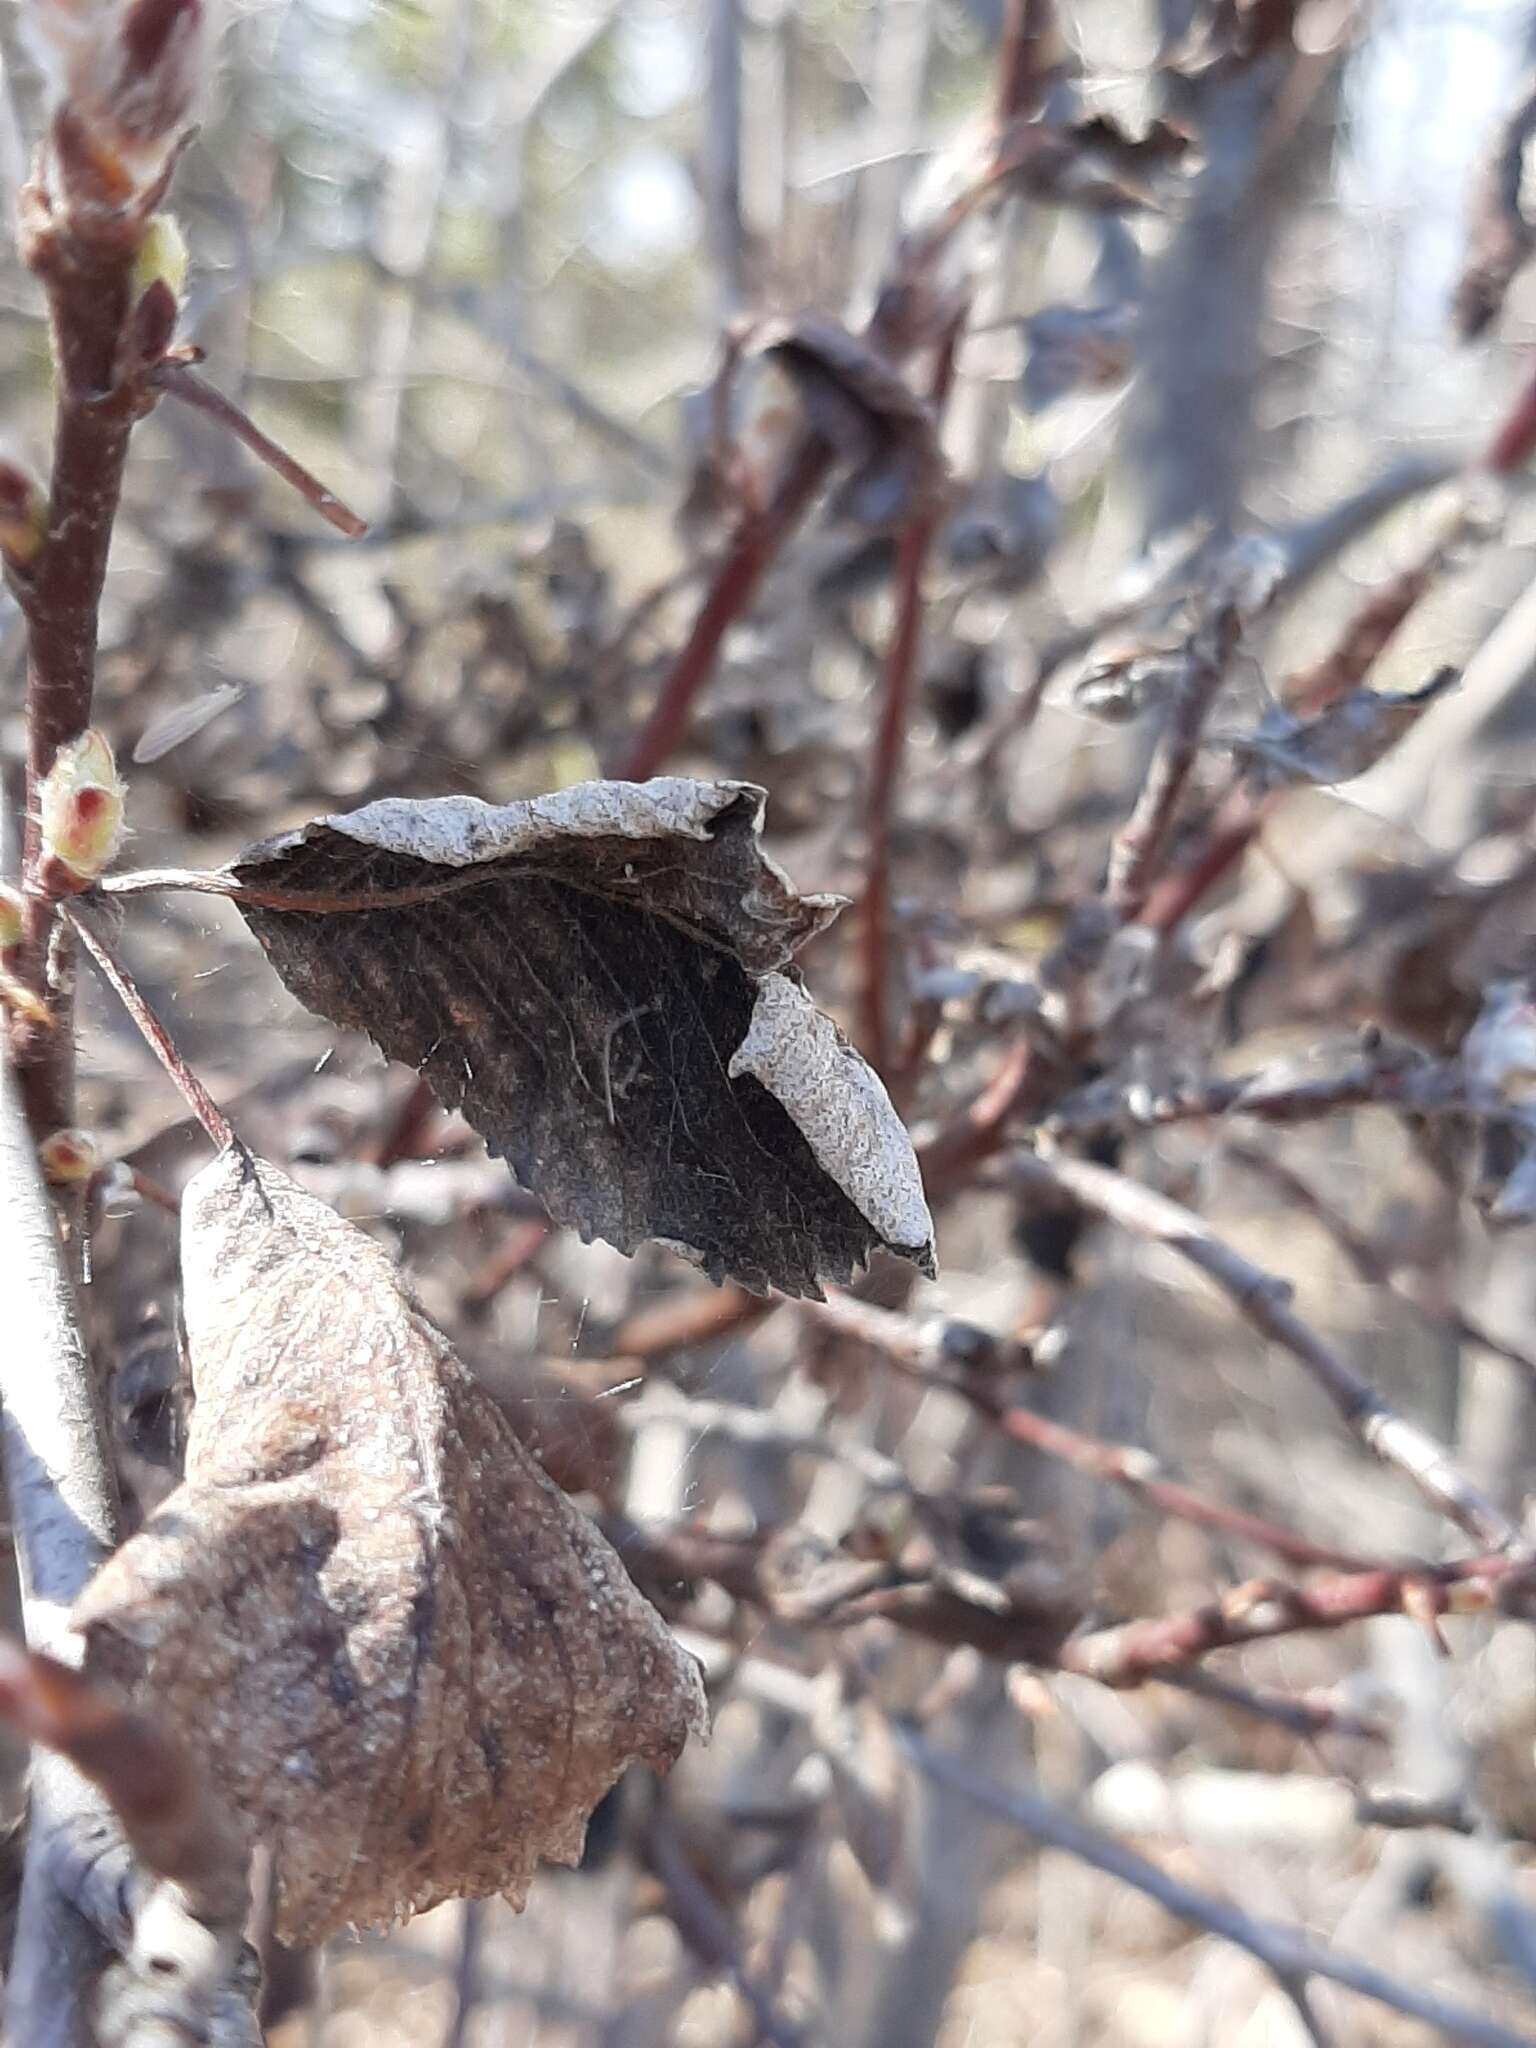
609, 1283, 773, 1362
64, 902, 234, 1153
1042, 1039, 1472, 1140
151, 360, 368, 538
1104, 592, 1246, 919
461, 1218, 551, 1312
916, 1037, 1049, 1195
644, 1805, 805, 2048
898, 1726, 1536, 2048
1227, 1141, 1536, 1386
439, 1899, 483, 2048
804, 1292, 1384, 1574
1010, 1148, 1518, 1550
620, 435, 832, 778
1059, 1553, 1511, 1686
1156, 1664, 1388, 1744
860, 317, 964, 1077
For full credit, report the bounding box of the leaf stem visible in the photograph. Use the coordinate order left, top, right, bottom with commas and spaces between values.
65, 900, 235, 1152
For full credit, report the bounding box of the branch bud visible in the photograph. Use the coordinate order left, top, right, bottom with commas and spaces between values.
38, 1126, 100, 1185
28, 0, 207, 223
123, 275, 180, 366
0, 459, 49, 570
132, 211, 188, 300
38, 729, 127, 885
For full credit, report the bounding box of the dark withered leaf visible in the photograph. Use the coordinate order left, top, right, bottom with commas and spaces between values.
229, 778, 935, 1296
762, 316, 949, 530
74, 1150, 709, 1943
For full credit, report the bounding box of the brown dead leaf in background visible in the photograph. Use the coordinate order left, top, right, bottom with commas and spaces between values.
228, 779, 935, 1296
74, 1149, 708, 1944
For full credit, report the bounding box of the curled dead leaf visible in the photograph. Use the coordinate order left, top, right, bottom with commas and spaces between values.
228, 777, 935, 1295
74, 1149, 708, 1943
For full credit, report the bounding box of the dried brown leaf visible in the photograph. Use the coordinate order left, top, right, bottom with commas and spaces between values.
227, 778, 935, 1295
74, 1149, 708, 1943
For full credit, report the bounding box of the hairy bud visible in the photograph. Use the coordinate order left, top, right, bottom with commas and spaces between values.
38, 1126, 101, 1185
38, 728, 127, 884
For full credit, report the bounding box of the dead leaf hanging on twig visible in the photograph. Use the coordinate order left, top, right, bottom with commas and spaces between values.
761, 317, 950, 531
74, 1149, 709, 1944
226, 778, 935, 1295
1224, 666, 1460, 789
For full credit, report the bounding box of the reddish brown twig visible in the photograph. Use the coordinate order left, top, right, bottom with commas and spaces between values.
10, 196, 148, 1138
126, 1165, 180, 1216
1485, 358, 1536, 474
610, 1283, 774, 1362
64, 900, 235, 1153
916, 1038, 1049, 1196
366, 1072, 448, 1168
620, 437, 834, 779
0, 1643, 257, 2035
461, 1218, 551, 1312
1138, 780, 1272, 933
0, 1646, 241, 1913
994, 0, 1060, 130
152, 358, 368, 538
1283, 551, 1447, 717
859, 319, 964, 1077
1011, 1148, 1518, 1551
1061, 1556, 1511, 1688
